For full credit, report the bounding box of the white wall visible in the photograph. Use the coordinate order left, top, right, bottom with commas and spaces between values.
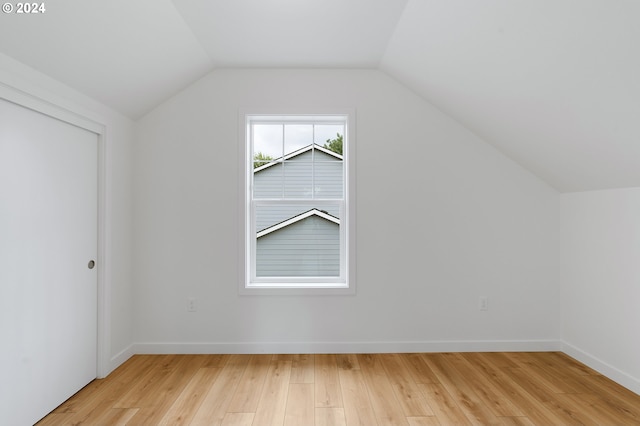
560, 188, 640, 394
0, 53, 135, 374
133, 69, 560, 352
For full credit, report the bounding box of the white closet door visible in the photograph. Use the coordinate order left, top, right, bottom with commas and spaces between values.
0, 98, 98, 426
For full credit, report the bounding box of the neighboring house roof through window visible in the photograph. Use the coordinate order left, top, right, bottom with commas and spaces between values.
253, 143, 343, 173
257, 208, 340, 238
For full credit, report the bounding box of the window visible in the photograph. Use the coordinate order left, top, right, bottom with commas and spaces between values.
240, 112, 355, 294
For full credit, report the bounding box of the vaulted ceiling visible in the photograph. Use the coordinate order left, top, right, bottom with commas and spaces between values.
1, 0, 638, 192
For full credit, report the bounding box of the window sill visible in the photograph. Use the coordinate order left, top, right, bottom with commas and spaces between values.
239, 283, 355, 296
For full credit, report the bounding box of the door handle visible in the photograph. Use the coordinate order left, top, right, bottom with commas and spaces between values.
88, 260, 95, 269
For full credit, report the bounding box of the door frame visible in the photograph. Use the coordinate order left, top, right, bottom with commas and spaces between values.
0, 82, 110, 378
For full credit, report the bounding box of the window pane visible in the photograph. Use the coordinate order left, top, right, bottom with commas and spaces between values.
255, 204, 340, 277
255, 203, 340, 233
283, 157, 312, 198
314, 160, 343, 198
253, 162, 283, 198
284, 124, 313, 155
315, 125, 344, 155
253, 124, 282, 166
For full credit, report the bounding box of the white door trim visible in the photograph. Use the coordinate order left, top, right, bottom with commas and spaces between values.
0, 83, 111, 378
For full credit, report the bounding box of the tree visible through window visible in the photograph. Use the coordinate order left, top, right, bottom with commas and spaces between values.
323, 133, 343, 155
253, 152, 274, 168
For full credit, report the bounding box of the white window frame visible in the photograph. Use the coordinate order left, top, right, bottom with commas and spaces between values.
239, 109, 356, 295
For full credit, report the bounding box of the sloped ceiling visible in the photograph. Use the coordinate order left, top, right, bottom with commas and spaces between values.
381, 1, 640, 192
172, 0, 408, 67
0, 0, 213, 118
0, 0, 638, 192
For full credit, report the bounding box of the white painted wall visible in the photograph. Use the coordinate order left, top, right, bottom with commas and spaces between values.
560, 188, 640, 394
133, 69, 560, 352
0, 53, 135, 375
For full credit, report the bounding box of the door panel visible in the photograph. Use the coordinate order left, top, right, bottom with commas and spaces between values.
0, 98, 98, 425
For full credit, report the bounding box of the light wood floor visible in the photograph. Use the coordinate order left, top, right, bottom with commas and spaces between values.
37, 352, 640, 425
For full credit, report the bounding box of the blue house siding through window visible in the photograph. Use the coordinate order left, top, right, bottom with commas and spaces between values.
256, 214, 340, 277
253, 144, 343, 277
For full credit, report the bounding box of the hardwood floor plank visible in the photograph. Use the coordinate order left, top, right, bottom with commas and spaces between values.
487, 363, 578, 426
90, 408, 139, 425
401, 353, 439, 384
497, 368, 571, 425
456, 353, 525, 417
157, 366, 221, 425
336, 353, 360, 370
272, 354, 294, 361
124, 354, 206, 425
502, 352, 536, 366
57, 397, 122, 425
227, 354, 272, 413
316, 407, 347, 426
315, 354, 343, 408
290, 354, 315, 383
496, 416, 536, 426
202, 354, 231, 368
252, 360, 292, 425
464, 354, 564, 425
112, 354, 184, 408
221, 412, 255, 426
552, 392, 624, 426
379, 353, 434, 416
553, 352, 600, 376
479, 352, 519, 369
418, 383, 472, 426
357, 354, 409, 426
190, 354, 252, 426
501, 366, 558, 403
34, 413, 75, 425
284, 383, 314, 426
49, 380, 105, 415
407, 416, 441, 425
542, 395, 600, 425
422, 353, 501, 425
523, 353, 595, 394
338, 367, 380, 426
581, 375, 640, 423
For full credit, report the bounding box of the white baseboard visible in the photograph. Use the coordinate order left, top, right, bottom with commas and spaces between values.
103, 344, 135, 378
562, 342, 640, 396
133, 339, 562, 355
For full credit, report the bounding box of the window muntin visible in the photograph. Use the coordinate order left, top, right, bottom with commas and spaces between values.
243, 114, 352, 291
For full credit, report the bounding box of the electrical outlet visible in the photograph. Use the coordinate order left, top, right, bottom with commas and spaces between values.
479, 296, 488, 311
187, 297, 197, 312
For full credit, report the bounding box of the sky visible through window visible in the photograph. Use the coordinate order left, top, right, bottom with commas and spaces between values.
253, 123, 343, 159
